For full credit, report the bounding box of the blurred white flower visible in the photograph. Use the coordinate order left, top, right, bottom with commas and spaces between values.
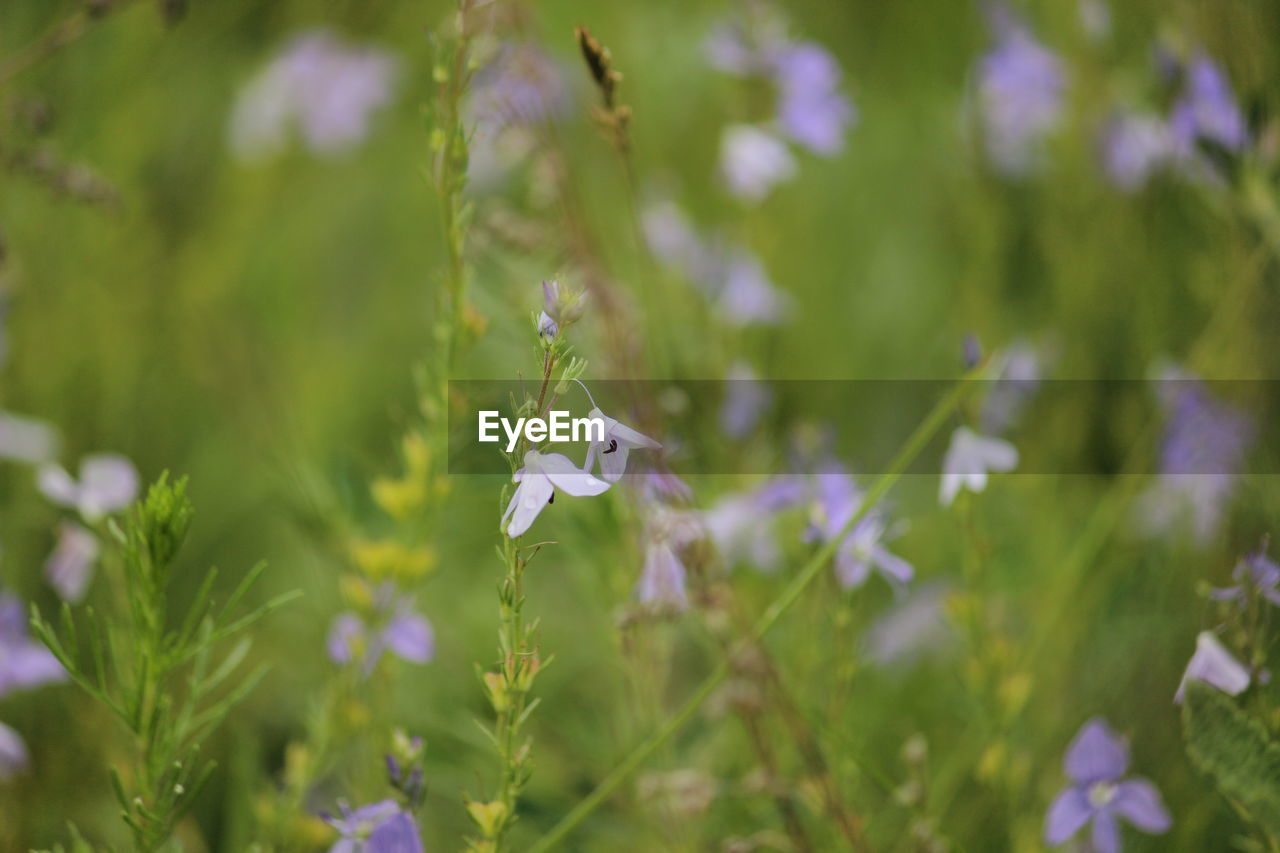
720, 124, 796, 201
0, 413, 57, 465
38, 453, 139, 523
939, 426, 1018, 506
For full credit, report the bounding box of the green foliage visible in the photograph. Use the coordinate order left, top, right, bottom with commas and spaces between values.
1182, 682, 1280, 845
30, 475, 298, 853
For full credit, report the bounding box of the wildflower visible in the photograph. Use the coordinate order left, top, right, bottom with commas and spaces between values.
640, 466, 694, 504
1169, 53, 1248, 157
324, 799, 423, 853
720, 124, 797, 201
865, 581, 954, 666
327, 589, 434, 675
808, 467, 912, 590
976, 10, 1066, 176
770, 42, 856, 155
503, 450, 610, 538
1210, 542, 1280, 608
938, 427, 1018, 506
467, 42, 570, 187
1174, 631, 1250, 704
980, 341, 1044, 435
539, 279, 586, 336
721, 363, 772, 439
0, 592, 65, 697
704, 480, 797, 571
1044, 718, 1171, 853
581, 407, 660, 483
0, 413, 57, 465
230, 30, 398, 159
636, 507, 704, 611
1102, 111, 1173, 192
37, 453, 139, 523
44, 521, 101, 603
0, 721, 28, 780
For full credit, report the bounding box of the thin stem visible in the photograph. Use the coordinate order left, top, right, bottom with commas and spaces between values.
527, 370, 983, 853
0, 3, 137, 86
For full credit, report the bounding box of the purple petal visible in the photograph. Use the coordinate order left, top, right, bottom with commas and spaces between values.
637, 542, 689, 611
366, 810, 423, 853
36, 464, 79, 508
1091, 809, 1120, 853
1064, 718, 1128, 784
326, 613, 365, 665
0, 721, 28, 779
45, 522, 100, 603
1044, 786, 1092, 844
1112, 778, 1172, 834
77, 454, 139, 519
1175, 631, 1250, 703
382, 610, 434, 664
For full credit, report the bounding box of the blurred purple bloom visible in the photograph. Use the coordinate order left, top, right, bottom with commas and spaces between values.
980, 341, 1044, 435
1045, 718, 1172, 853
770, 42, 856, 155
0, 592, 65, 698
704, 483, 793, 571
0, 721, 28, 780
503, 450, 610, 538
325, 799, 422, 853
472, 43, 569, 129
1170, 53, 1248, 157
720, 124, 797, 201
640, 466, 694, 504
721, 363, 772, 439
637, 508, 705, 611
230, 30, 398, 159
977, 16, 1066, 176
583, 406, 661, 483
716, 249, 790, 325
328, 590, 434, 676
1175, 631, 1250, 704
44, 521, 101, 603
807, 467, 912, 590
1102, 112, 1173, 192
38, 453, 139, 523
1210, 543, 1280, 608
0, 413, 57, 465
939, 427, 1018, 506
865, 581, 954, 666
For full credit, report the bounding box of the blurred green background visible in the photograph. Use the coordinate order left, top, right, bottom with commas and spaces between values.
2, 0, 1280, 851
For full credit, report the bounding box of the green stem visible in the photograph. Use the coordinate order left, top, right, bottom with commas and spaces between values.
527, 369, 983, 853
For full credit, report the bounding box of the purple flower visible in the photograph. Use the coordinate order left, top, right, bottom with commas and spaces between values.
1210, 543, 1280, 608
327, 589, 434, 675
980, 341, 1044, 435
0, 592, 66, 698
715, 248, 790, 325
38, 453, 139, 523
977, 14, 1066, 176
230, 30, 398, 159
503, 450, 610, 538
1102, 111, 1173, 192
44, 521, 101, 603
720, 124, 797, 201
807, 467, 912, 590
0, 721, 29, 780
770, 42, 856, 155
1175, 631, 1250, 704
721, 363, 772, 439
1045, 718, 1172, 853
540, 280, 586, 335
636, 508, 705, 612
582, 407, 661, 483
865, 581, 954, 666
704, 482, 794, 572
1170, 53, 1248, 157
0, 413, 57, 465
640, 466, 694, 504
325, 799, 422, 853
467, 42, 569, 186
939, 427, 1018, 506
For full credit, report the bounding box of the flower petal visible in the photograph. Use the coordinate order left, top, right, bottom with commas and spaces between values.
78, 454, 140, 519
0, 721, 28, 779
1091, 810, 1120, 853
1175, 631, 1250, 703
1113, 778, 1172, 834
45, 522, 100, 603
1043, 786, 1091, 844
537, 452, 610, 497
382, 610, 434, 664
36, 464, 79, 508
326, 613, 365, 665
1064, 718, 1129, 784
367, 810, 424, 853
506, 474, 553, 538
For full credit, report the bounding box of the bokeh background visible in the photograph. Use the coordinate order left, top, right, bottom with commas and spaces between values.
2, 0, 1279, 850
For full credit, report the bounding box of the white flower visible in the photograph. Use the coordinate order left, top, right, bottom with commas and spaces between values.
1175, 631, 1251, 704
719, 124, 797, 201
0, 413, 57, 465
38, 453, 139, 523
582, 407, 661, 483
503, 450, 610, 537
938, 426, 1018, 506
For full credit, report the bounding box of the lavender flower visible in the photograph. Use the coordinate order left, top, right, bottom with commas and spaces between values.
0, 413, 57, 465
582, 407, 660, 483
720, 124, 797, 201
1169, 53, 1248, 157
1045, 718, 1171, 852
976, 13, 1066, 176
328, 589, 434, 675
1102, 111, 1173, 192
230, 30, 398, 159
770, 42, 856, 155
467, 42, 569, 188
540, 280, 586, 337
44, 521, 101, 603
808, 467, 912, 590
704, 481, 797, 572
1210, 543, 1280, 608
0, 592, 65, 698
325, 799, 422, 853
503, 451, 610, 538
938, 426, 1018, 506
980, 341, 1044, 435
640, 466, 695, 504
37, 453, 139, 523
637, 508, 705, 612
721, 362, 772, 439
1174, 631, 1250, 704
0, 721, 28, 780
865, 581, 954, 666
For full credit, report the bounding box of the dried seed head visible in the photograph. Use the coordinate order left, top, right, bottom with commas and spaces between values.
575, 26, 621, 109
